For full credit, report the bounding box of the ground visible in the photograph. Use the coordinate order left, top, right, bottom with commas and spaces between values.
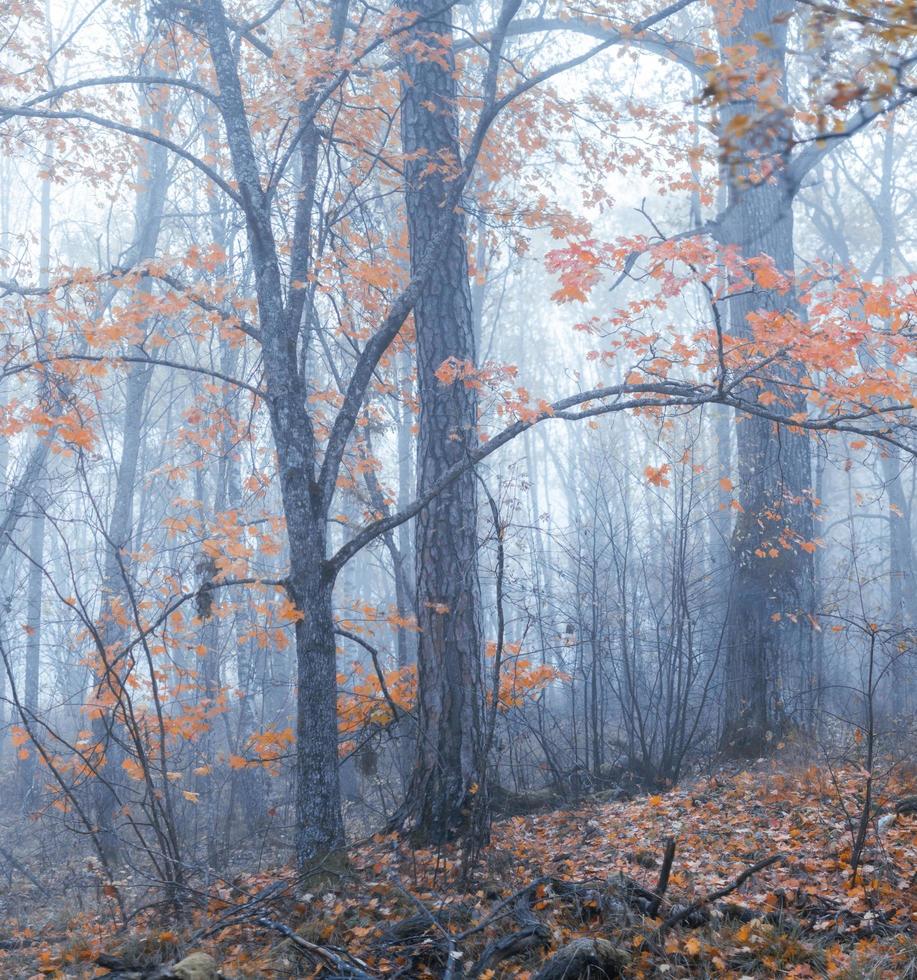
3, 758, 915, 978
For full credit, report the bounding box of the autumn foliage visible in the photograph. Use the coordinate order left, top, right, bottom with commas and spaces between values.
0, 0, 915, 975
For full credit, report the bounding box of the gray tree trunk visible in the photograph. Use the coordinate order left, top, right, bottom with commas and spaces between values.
398, 0, 484, 842
717, 0, 815, 755
92, 97, 168, 863
20, 131, 53, 799
200, 0, 346, 864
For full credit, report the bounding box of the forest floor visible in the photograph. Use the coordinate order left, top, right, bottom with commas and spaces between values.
2, 756, 916, 978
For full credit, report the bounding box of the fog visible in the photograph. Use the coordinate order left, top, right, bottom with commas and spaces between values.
0, 1, 914, 975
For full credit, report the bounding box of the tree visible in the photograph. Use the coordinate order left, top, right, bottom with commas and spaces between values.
395, 0, 486, 843
714, 0, 817, 755
1, 0, 914, 882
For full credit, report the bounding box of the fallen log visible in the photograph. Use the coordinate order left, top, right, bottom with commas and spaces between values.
377, 905, 471, 947
468, 919, 551, 977
895, 796, 917, 815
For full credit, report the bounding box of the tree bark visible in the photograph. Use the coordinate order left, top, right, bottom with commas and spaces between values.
200, 0, 347, 864
717, 0, 815, 756
397, 0, 484, 842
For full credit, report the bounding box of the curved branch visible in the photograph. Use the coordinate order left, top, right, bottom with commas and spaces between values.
16, 74, 218, 111
329, 374, 915, 572
335, 627, 407, 724
319, 0, 699, 511
328, 380, 708, 570
0, 354, 266, 398
0, 105, 243, 206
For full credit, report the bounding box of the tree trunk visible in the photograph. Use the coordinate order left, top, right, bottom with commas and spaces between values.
90, 92, 169, 864
398, 0, 484, 843
20, 504, 44, 799
20, 125, 52, 800
874, 117, 916, 714
718, 0, 815, 756
200, 0, 349, 864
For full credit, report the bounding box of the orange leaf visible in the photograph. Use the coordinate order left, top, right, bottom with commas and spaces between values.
644, 464, 671, 487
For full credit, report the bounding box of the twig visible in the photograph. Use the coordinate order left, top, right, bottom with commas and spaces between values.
253, 916, 376, 978
659, 855, 782, 932
0, 844, 51, 898
648, 838, 677, 918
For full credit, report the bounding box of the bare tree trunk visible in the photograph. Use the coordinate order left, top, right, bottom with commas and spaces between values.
20, 502, 44, 799
199, 0, 351, 864
874, 117, 916, 714
20, 126, 52, 800
92, 103, 168, 863
397, 0, 484, 843
718, 0, 815, 756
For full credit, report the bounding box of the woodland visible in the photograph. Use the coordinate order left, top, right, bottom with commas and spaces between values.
0, 0, 916, 977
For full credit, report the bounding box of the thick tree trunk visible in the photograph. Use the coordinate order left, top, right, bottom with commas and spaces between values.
874, 118, 916, 713
398, 0, 484, 842
254, 271, 345, 864
201, 0, 347, 863
718, 0, 815, 756
291, 565, 344, 862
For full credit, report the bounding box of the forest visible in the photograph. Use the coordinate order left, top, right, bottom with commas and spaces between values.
0, 0, 915, 976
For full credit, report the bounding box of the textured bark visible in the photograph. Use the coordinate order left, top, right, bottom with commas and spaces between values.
398, 0, 484, 842
200, 0, 345, 864
874, 119, 917, 713
717, 0, 815, 756
202, 0, 505, 857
